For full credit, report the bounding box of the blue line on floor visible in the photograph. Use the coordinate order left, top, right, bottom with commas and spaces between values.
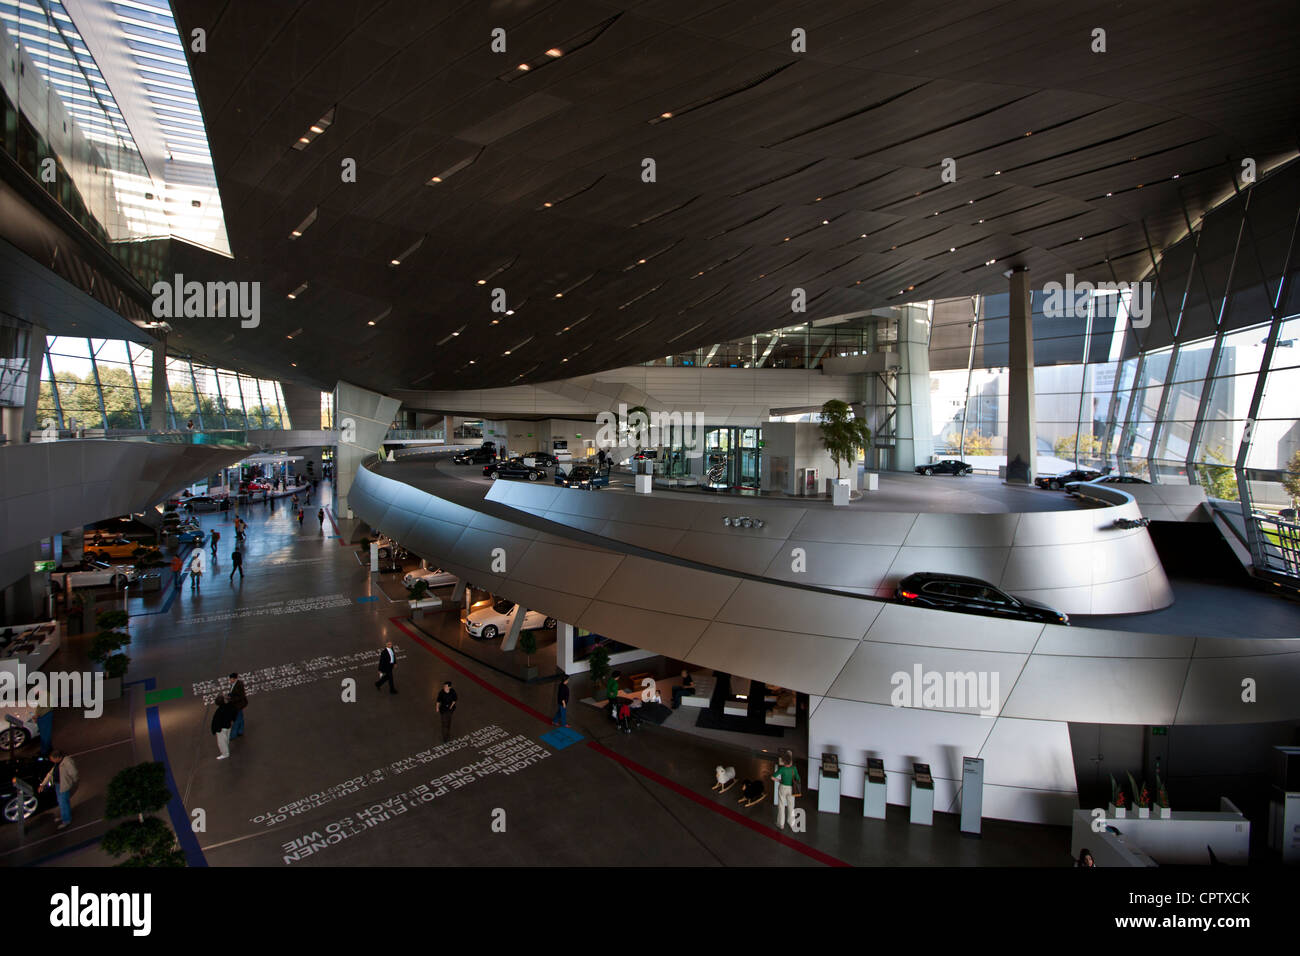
356, 595, 378, 603
138, 676, 208, 867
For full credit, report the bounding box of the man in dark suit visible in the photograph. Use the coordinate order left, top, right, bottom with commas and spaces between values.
228, 673, 247, 739
375, 641, 397, 694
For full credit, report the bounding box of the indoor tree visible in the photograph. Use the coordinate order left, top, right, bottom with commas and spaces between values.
1282, 448, 1300, 511
818, 399, 872, 479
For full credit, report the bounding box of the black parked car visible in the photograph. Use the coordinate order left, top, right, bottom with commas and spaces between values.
896, 572, 1069, 625
484, 457, 546, 481
1095, 474, 1149, 485
555, 464, 609, 489
2, 757, 57, 824
915, 459, 973, 476
453, 447, 497, 465
1035, 468, 1101, 490
522, 451, 559, 467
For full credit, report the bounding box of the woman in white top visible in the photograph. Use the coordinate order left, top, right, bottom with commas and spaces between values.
189, 547, 205, 591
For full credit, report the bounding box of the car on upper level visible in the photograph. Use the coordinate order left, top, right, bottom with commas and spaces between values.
1094, 474, 1149, 485
555, 464, 609, 489
483, 457, 546, 481
453, 446, 497, 465
1035, 468, 1102, 490
895, 571, 1069, 625
915, 459, 973, 476
402, 567, 457, 590
465, 599, 556, 641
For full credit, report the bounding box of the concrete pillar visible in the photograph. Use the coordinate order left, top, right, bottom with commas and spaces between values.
1005, 268, 1036, 483
893, 305, 933, 471
150, 336, 168, 431
556, 621, 574, 673
14, 323, 46, 442
443, 415, 454, 443
332, 380, 400, 518
281, 382, 323, 431
501, 607, 527, 651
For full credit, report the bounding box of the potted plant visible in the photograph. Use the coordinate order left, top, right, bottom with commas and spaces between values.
518, 631, 538, 680
818, 399, 872, 502
1108, 774, 1127, 818
1128, 772, 1152, 819
407, 579, 439, 620
1156, 773, 1172, 818
101, 762, 185, 867
588, 645, 611, 696
68, 592, 89, 635
90, 609, 131, 702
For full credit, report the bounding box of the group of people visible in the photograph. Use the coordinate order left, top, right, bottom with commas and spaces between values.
210, 673, 248, 759
373, 641, 459, 742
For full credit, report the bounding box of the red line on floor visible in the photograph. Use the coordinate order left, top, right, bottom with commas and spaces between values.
387, 616, 849, 867
324, 505, 348, 546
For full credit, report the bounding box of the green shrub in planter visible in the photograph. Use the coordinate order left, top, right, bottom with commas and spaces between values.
588, 645, 611, 694
519, 631, 537, 666
407, 579, 430, 601
91, 610, 131, 682
102, 762, 185, 867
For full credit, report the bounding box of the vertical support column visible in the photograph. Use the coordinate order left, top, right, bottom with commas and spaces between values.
1005, 268, 1036, 483
333, 381, 400, 519
556, 621, 574, 674
7, 324, 45, 442
501, 608, 527, 651
150, 336, 168, 431
443, 415, 454, 444
893, 305, 933, 471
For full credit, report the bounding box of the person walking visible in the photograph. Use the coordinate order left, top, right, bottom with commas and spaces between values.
770, 752, 802, 830
375, 641, 397, 694
227, 673, 247, 739
297, 508, 304, 528
553, 675, 571, 727
317, 508, 325, 531
189, 547, 205, 591
211, 694, 235, 759
170, 553, 183, 591
229, 544, 244, 582
38, 751, 78, 829
210, 528, 220, 558
435, 681, 458, 742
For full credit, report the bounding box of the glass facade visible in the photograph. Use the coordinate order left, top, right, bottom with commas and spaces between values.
36, 335, 292, 431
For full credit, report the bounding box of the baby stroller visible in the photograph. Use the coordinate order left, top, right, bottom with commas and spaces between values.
610, 698, 642, 734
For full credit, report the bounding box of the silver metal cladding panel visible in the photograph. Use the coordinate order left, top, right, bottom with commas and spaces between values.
596, 520, 688, 553
594, 555, 741, 619
1000, 655, 1190, 724
716, 579, 881, 640
688, 623, 861, 696
825, 641, 1031, 713
673, 530, 787, 577
509, 539, 624, 598
790, 509, 919, 546
577, 600, 710, 659
865, 602, 1044, 653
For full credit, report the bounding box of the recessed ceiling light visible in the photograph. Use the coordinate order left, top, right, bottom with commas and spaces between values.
477, 279, 486, 285
637, 258, 646, 264
968, 200, 974, 204
505, 309, 514, 315
1172, 173, 1180, 179
1025, 131, 1032, 136
469, 360, 476, 364
822, 219, 829, 225
292, 107, 335, 151
1105, 192, 1113, 197
555, 292, 563, 298
545, 48, 562, 57
491, 319, 499, 325
994, 170, 1001, 175
543, 201, 553, 208
660, 111, 672, 119
298, 137, 310, 144
783, 237, 790, 242
562, 358, 568, 363
429, 176, 442, 183
290, 362, 297, 367
310, 125, 324, 134
860, 233, 867, 238
451, 330, 460, 337
287, 283, 308, 300
815, 196, 822, 201
503, 350, 511, 355
977, 219, 984, 224
517, 63, 530, 71
949, 247, 956, 252
390, 258, 401, 266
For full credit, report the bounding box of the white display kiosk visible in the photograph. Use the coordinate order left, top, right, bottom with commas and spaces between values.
863, 758, 887, 820
910, 762, 935, 826
817, 753, 841, 814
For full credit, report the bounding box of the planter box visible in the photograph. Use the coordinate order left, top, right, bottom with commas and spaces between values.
1158, 806, 1172, 819
522, 665, 538, 680
1108, 803, 1127, 818
140, 572, 163, 593
1137, 806, 1151, 819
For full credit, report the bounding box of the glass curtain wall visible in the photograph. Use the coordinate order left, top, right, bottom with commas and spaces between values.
37, 335, 291, 431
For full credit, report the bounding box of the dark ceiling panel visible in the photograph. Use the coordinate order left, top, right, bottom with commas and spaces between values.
162, 0, 1300, 393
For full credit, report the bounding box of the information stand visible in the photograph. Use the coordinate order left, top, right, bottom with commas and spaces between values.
960, 756, 984, 836
817, 753, 841, 813
910, 762, 934, 826
863, 757, 887, 820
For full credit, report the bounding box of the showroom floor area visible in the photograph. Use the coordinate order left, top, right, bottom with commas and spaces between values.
6, 482, 1072, 867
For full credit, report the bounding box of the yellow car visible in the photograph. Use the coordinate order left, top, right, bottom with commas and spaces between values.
83, 535, 146, 562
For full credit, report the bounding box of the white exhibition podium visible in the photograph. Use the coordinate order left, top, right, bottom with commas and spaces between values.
909, 763, 935, 826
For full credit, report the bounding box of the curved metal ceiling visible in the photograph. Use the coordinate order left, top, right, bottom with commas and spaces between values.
162, 0, 1300, 392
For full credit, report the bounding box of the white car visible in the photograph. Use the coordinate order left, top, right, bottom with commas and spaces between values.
55, 565, 138, 590
465, 600, 555, 640
402, 567, 457, 589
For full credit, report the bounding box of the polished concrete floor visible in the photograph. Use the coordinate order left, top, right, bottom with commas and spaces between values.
5, 485, 1072, 867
